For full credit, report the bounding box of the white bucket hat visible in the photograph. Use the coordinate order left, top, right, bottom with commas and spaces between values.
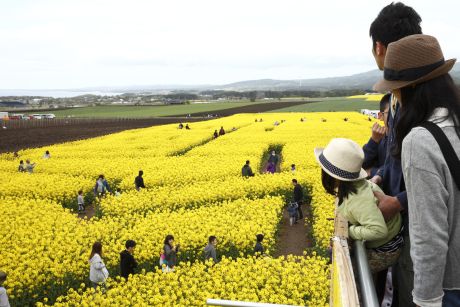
314, 138, 368, 182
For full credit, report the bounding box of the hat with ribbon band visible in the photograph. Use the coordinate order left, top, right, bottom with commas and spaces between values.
314, 138, 368, 182
374, 34, 456, 92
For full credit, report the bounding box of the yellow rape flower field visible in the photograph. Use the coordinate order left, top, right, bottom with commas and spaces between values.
346, 94, 384, 102
0, 112, 375, 306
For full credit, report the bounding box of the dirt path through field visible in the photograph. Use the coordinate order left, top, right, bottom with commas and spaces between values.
78, 204, 96, 220
274, 204, 311, 257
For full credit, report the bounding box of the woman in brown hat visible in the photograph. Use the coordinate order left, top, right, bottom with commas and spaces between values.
374, 34, 460, 307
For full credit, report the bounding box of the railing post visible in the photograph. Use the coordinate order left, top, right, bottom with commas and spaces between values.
330, 211, 360, 307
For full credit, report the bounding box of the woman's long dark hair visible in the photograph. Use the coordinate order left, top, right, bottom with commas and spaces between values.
321, 170, 358, 205
89, 241, 102, 260
393, 74, 460, 159
164, 234, 174, 247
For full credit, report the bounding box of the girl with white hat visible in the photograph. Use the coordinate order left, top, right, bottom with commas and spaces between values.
315, 138, 403, 273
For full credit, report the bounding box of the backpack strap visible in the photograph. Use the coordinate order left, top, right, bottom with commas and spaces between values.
419, 121, 460, 190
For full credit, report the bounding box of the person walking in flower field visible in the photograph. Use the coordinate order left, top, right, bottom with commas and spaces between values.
0, 271, 10, 307
268, 151, 279, 171
292, 179, 304, 220
120, 240, 138, 280
315, 138, 403, 274
77, 190, 85, 213
134, 170, 145, 191
89, 242, 109, 289
94, 175, 110, 197
287, 201, 299, 226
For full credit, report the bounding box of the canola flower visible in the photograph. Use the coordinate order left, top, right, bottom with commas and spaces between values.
42, 256, 330, 307
0, 112, 377, 305
346, 94, 384, 102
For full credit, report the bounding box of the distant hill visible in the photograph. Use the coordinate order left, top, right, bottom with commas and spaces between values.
216, 63, 460, 92
2, 63, 458, 97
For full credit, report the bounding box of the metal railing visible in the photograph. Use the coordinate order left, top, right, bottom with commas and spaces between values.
354, 241, 379, 307
206, 299, 305, 307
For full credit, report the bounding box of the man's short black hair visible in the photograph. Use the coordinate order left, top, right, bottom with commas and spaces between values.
246, 160, 250, 165
125, 240, 137, 249
208, 235, 217, 243
380, 93, 391, 112
139, 170, 143, 176
256, 234, 264, 242
292, 179, 298, 183
370, 2, 422, 48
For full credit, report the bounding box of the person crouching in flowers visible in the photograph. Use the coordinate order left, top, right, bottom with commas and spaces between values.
314, 138, 403, 274
89, 241, 109, 289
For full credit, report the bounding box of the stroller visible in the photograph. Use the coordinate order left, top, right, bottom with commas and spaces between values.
287, 201, 299, 226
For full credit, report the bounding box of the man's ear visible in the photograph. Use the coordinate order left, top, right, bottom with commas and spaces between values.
375, 41, 386, 56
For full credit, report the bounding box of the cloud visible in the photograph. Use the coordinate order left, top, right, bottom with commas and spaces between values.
0, 0, 458, 88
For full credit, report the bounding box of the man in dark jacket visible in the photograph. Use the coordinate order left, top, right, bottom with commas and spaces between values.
292, 179, 303, 220
120, 240, 138, 279
135, 170, 145, 191
242, 160, 255, 177
362, 94, 390, 177
219, 126, 225, 136
369, 3, 422, 306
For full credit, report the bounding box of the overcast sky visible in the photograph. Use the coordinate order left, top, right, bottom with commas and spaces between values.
0, 0, 459, 89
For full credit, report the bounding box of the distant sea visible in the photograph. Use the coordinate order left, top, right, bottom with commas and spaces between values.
0, 90, 123, 98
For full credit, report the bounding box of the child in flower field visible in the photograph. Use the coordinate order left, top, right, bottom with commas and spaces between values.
89, 242, 109, 289
77, 190, 85, 212
161, 235, 179, 272
287, 202, 299, 226
314, 138, 403, 273
0, 271, 10, 307
18, 160, 25, 172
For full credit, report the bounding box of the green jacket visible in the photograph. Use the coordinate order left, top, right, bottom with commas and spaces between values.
337, 180, 401, 249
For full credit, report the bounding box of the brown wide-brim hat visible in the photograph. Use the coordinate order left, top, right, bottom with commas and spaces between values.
374, 34, 456, 92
